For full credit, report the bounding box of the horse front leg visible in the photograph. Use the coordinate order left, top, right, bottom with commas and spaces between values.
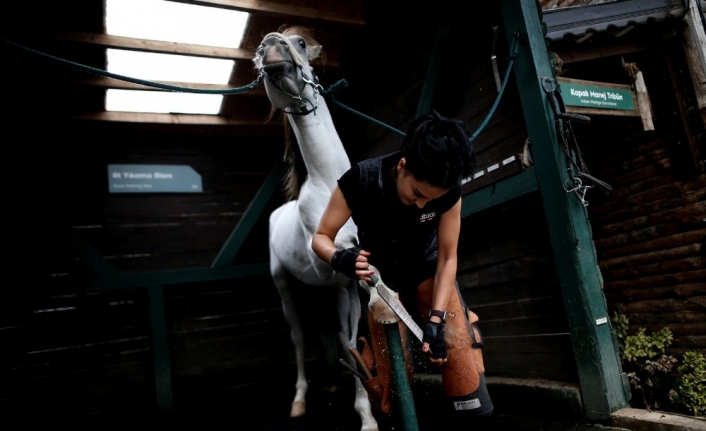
338, 283, 379, 431
271, 261, 308, 417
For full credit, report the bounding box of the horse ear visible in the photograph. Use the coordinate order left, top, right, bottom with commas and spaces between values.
307, 44, 322, 61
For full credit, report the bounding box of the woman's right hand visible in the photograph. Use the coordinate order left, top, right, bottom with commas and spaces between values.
330, 247, 373, 281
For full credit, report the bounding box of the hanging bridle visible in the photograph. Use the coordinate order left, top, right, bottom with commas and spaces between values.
541, 76, 612, 206
254, 32, 323, 116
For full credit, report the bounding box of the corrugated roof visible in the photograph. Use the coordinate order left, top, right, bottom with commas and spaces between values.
542, 0, 704, 41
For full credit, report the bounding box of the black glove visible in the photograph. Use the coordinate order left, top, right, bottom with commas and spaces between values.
330, 246, 362, 279
422, 321, 447, 359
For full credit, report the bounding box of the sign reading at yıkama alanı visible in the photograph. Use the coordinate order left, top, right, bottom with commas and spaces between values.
108, 164, 203, 193
557, 77, 638, 115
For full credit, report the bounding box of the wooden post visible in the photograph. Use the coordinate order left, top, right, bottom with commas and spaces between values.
499, 0, 630, 420
633, 70, 655, 131
148, 285, 174, 413
682, 0, 706, 127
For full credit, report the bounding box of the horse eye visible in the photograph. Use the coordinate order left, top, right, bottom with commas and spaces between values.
298, 39, 306, 49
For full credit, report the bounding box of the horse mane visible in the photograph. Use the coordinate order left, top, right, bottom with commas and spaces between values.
281, 116, 307, 202
271, 25, 326, 203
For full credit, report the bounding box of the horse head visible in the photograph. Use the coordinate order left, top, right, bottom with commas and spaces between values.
253, 26, 323, 115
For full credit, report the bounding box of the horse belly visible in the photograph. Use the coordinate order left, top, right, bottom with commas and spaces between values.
269, 202, 338, 286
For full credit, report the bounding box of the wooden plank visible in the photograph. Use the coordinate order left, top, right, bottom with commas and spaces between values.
593, 282, 704, 303
476, 314, 571, 338
620, 309, 705, 326
458, 254, 556, 289
51, 31, 341, 66
58, 111, 284, 129
593, 213, 704, 251
68, 263, 271, 291
484, 333, 575, 354
600, 243, 702, 271
590, 187, 705, 227
51, 31, 251, 60
603, 269, 706, 291
551, 38, 652, 65
165, 0, 367, 27
462, 152, 526, 195
605, 256, 705, 280
461, 166, 538, 218
472, 295, 568, 322
461, 277, 564, 305
484, 351, 578, 377
597, 229, 706, 260
594, 201, 705, 237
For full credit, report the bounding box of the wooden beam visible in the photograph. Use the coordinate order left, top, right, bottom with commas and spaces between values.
71, 262, 271, 291
500, 0, 630, 420
165, 0, 366, 27
552, 40, 650, 65
50, 31, 340, 66
61, 111, 279, 126
461, 167, 538, 218
52, 31, 251, 60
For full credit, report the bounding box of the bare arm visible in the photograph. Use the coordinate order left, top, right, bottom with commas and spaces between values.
312, 186, 352, 263
312, 186, 371, 279
431, 197, 462, 319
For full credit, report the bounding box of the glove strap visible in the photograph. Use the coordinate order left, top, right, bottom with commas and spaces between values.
429, 309, 447, 322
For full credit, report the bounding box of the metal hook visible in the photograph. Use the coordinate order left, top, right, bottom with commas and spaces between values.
564, 177, 583, 193
564, 177, 592, 206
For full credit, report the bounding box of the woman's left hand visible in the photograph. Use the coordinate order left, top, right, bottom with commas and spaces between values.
422, 320, 448, 364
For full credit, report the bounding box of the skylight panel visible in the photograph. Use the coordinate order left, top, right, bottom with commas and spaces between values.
104, 0, 250, 115
106, 50, 234, 84
106, 0, 248, 48
106, 90, 222, 115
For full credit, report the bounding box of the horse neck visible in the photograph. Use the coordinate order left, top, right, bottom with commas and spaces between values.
288, 98, 351, 187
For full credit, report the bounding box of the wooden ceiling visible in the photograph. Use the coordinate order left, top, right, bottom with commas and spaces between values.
1, 0, 370, 138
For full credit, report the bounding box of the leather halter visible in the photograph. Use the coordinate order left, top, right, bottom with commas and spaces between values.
254, 32, 323, 115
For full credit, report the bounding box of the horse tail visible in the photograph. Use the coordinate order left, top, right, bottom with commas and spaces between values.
281, 115, 307, 202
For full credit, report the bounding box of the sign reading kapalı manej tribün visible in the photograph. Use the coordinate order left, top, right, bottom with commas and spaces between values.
558, 78, 635, 111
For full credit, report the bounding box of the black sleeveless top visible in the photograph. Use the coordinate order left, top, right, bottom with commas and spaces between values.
337, 151, 461, 284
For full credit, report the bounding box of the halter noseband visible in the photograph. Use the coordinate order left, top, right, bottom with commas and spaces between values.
255, 32, 323, 115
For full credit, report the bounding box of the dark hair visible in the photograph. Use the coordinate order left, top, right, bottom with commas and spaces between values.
400, 110, 476, 188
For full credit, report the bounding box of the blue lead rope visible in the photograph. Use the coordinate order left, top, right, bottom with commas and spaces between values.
0, 36, 264, 94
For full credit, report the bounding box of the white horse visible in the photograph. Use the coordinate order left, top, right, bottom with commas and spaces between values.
253, 26, 381, 431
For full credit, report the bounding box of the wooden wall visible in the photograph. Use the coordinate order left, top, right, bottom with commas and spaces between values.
1, 119, 310, 419
555, 35, 706, 358
568, 45, 706, 358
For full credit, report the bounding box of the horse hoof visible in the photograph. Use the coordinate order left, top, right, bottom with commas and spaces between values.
290, 401, 306, 417
369, 297, 400, 324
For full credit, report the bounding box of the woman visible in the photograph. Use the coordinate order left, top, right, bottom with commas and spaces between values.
311, 110, 493, 418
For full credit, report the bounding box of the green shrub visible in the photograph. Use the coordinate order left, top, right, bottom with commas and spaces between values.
610, 311, 693, 413
669, 351, 706, 417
